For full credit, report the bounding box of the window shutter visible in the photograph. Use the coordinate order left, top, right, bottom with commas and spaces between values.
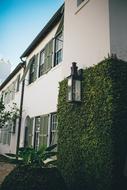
43, 40, 53, 74
55, 14, 64, 37
28, 118, 34, 147
39, 115, 49, 147
33, 54, 38, 81
20, 58, 33, 82
16, 75, 20, 92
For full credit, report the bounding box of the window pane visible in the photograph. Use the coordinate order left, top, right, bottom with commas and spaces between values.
50, 114, 58, 145
54, 33, 63, 66
77, 0, 85, 6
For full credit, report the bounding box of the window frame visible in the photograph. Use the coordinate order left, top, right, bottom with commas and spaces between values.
39, 49, 45, 77
50, 113, 58, 146
34, 116, 41, 151
54, 32, 63, 67
77, 0, 85, 6
75, 0, 89, 14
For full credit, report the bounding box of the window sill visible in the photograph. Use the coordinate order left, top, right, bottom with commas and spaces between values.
26, 62, 62, 88
37, 62, 62, 80
75, 0, 89, 15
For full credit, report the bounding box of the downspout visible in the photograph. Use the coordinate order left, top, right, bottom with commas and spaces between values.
16, 59, 26, 159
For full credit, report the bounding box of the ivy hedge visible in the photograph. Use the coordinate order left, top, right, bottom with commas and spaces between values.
57, 58, 127, 190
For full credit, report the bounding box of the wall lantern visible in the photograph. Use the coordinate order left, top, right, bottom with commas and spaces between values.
67, 62, 82, 103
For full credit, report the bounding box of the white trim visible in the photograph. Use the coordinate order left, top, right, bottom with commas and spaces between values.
47, 114, 51, 147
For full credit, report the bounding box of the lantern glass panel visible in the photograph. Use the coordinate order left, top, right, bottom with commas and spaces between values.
74, 80, 81, 101
68, 77, 72, 101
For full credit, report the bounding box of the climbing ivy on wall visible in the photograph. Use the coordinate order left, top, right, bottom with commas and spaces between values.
57, 58, 127, 190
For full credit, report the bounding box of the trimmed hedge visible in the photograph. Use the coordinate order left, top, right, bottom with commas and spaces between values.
0, 165, 67, 190
57, 58, 127, 190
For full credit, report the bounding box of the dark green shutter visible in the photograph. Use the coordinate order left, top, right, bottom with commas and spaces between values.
55, 14, 64, 36
39, 115, 49, 147
28, 118, 34, 147
33, 54, 38, 81
20, 58, 33, 82
16, 75, 20, 92
43, 40, 53, 74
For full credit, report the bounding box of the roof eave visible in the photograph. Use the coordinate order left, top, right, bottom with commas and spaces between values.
20, 4, 64, 58
0, 62, 25, 91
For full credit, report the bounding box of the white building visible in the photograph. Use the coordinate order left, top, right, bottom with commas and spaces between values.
0, 63, 25, 154
0, 0, 127, 154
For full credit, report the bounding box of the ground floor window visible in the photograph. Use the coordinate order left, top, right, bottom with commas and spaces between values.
50, 113, 58, 145
0, 123, 12, 145
25, 113, 58, 150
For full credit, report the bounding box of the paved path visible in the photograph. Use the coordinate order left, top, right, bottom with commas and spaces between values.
0, 161, 16, 186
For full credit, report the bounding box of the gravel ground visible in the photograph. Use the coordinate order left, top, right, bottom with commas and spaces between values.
0, 155, 16, 186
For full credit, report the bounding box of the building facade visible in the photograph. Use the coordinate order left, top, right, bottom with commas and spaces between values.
0, 63, 25, 154
0, 0, 127, 154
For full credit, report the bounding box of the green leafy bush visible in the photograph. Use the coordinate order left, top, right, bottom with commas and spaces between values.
57, 58, 127, 190
6, 144, 57, 167
0, 165, 67, 190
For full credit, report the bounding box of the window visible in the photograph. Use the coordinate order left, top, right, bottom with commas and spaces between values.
34, 117, 41, 151
50, 113, 58, 145
24, 117, 34, 148
54, 32, 63, 66
1, 123, 11, 145
39, 40, 53, 77
29, 54, 38, 84
3, 81, 16, 105
77, 0, 85, 6
39, 50, 45, 77
28, 118, 34, 147
29, 57, 35, 84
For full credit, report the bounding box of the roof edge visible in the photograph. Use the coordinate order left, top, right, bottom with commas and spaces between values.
20, 4, 64, 58
0, 62, 25, 91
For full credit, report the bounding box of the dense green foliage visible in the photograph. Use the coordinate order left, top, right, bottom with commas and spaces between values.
0, 165, 67, 190
57, 58, 127, 190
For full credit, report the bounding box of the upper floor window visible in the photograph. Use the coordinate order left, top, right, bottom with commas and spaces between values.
50, 113, 58, 145
29, 57, 35, 84
39, 39, 53, 77
77, 0, 85, 6
39, 50, 45, 77
29, 54, 38, 84
54, 32, 63, 66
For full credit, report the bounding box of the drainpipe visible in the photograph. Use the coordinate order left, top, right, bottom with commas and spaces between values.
16, 59, 26, 159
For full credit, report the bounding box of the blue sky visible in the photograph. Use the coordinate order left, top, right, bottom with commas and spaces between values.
0, 0, 64, 69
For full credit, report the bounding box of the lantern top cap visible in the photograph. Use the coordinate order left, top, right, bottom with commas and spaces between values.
71, 62, 78, 76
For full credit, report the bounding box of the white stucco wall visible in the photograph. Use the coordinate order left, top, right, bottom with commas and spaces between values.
20, 23, 64, 147
109, 0, 127, 61
62, 0, 110, 77
0, 68, 24, 154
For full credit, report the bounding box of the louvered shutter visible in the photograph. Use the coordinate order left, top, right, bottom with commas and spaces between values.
33, 54, 38, 81
47, 39, 53, 71
28, 118, 34, 147
20, 59, 33, 82
55, 14, 64, 37
43, 40, 53, 74
39, 115, 49, 147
